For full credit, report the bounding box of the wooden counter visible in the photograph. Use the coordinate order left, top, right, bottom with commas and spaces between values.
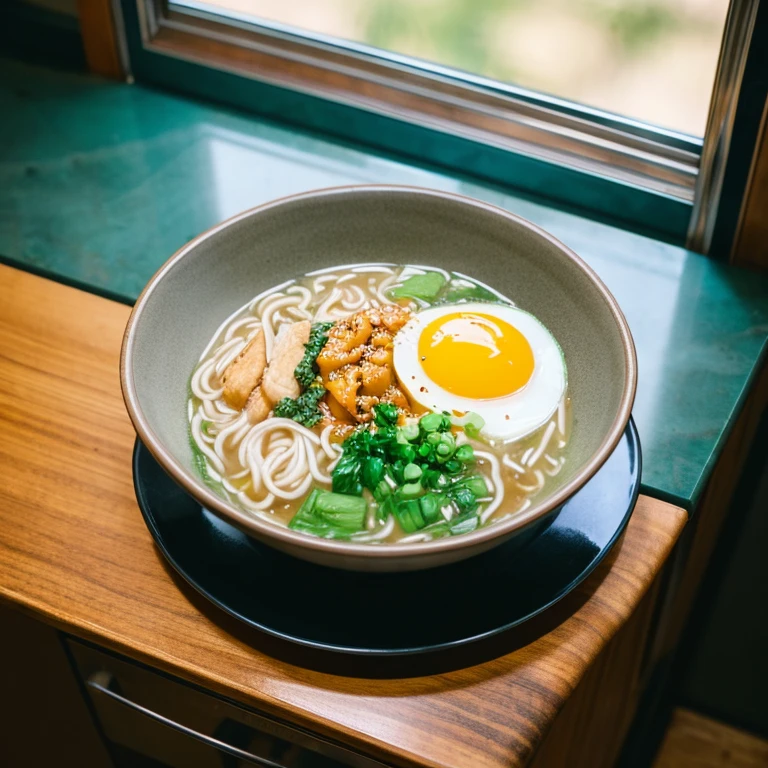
0, 265, 687, 768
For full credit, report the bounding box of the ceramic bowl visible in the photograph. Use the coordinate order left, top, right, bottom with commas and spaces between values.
121, 186, 637, 572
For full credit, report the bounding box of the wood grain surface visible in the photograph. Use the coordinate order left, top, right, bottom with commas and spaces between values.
731, 96, 768, 270
77, 0, 126, 79
653, 709, 768, 768
0, 264, 687, 768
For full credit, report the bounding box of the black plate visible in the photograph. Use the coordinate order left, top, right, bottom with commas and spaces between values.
134, 419, 640, 656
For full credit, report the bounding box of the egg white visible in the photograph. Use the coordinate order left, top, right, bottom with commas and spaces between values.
392, 302, 566, 442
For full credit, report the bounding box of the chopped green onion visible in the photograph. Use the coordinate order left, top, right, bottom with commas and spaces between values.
444, 459, 463, 475
374, 402, 399, 426
420, 413, 444, 433
460, 475, 490, 498
463, 412, 485, 438
398, 423, 420, 442
378, 495, 395, 521
419, 493, 441, 524
401, 481, 423, 499
373, 480, 391, 503
402, 499, 426, 529
404, 463, 422, 481
455, 444, 475, 462
395, 502, 418, 533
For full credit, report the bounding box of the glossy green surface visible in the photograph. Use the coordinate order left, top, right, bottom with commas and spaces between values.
1, 57, 767, 511
119, 0, 691, 244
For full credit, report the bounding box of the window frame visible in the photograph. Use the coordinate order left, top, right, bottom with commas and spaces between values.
116, 0, 764, 252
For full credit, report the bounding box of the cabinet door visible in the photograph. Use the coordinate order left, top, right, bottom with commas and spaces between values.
67, 640, 390, 768
0, 607, 112, 768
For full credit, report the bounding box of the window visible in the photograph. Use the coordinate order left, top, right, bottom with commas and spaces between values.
194, 0, 728, 137
119, 0, 766, 252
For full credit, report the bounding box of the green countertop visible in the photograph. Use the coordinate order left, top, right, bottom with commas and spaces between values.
2, 58, 767, 511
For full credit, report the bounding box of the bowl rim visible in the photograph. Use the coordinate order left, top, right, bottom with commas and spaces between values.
120, 184, 638, 561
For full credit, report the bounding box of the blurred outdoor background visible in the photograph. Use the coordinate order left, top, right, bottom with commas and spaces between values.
200, 0, 730, 136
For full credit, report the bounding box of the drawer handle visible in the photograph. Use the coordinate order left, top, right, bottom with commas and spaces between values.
87, 671, 288, 767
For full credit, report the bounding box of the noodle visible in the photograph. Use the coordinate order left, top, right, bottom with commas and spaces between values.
526, 421, 556, 468
187, 263, 571, 541
476, 451, 504, 523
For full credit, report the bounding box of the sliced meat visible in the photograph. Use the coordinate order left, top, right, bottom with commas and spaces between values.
378, 305, 411, 332
318, 306, 415, 423
261, 321, 311, 403
370, 327, 391, 347
326, 365, 361, 418
316, 344, 364, 379
367, 346, 393, 367
245, 385, 272, 424
380, 384, 410, 411
360, 360, 392, 398
221, 329, 267, 410
325, 393, 354, 424
327, 313, 372, 352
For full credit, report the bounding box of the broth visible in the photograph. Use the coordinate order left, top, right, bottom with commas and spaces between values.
189, 264, 571, 544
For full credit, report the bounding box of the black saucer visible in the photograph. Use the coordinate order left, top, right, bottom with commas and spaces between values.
134, 419, 640, 656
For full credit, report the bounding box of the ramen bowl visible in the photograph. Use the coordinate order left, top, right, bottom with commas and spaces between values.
121, 186, 637, 572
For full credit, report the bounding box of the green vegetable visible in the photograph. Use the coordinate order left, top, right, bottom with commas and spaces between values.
374, 402, 399, 426
330, 404, 488, 535
401, 481, 423, 499
398, 423, 420, 442
395, 503, 417, 533
452, 487, 478, 514
315, 491, 368, 521
273, 377, 327, 427
419, 493, 441, 524
404, 463, 422, 481
455, 444, 475, 462
455, 411, 485, 438
396, 499, 425, 531
332, 452, 364, 496
418, 511, 480, 539
420, 413, 444, 433
363, 456, 385, 490
454, 475, 490, 498
294, 322, 333, 389
438, 282, 501, 305
388, 272, 446, 302
448, 512, 480, 536
288, 488, 367, 538
374, 480, 392, 503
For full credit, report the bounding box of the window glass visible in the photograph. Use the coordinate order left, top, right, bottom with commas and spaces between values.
198, 0, 729, 136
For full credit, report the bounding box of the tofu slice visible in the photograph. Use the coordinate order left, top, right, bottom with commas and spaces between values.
261, 321, 311, 403
221, 329, 267, 410
245, 385, 272, 424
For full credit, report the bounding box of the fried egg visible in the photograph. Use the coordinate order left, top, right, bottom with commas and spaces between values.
392, 302, 566, 442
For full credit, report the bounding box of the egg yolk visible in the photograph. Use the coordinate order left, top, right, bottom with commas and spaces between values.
418, 312, 534, 399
